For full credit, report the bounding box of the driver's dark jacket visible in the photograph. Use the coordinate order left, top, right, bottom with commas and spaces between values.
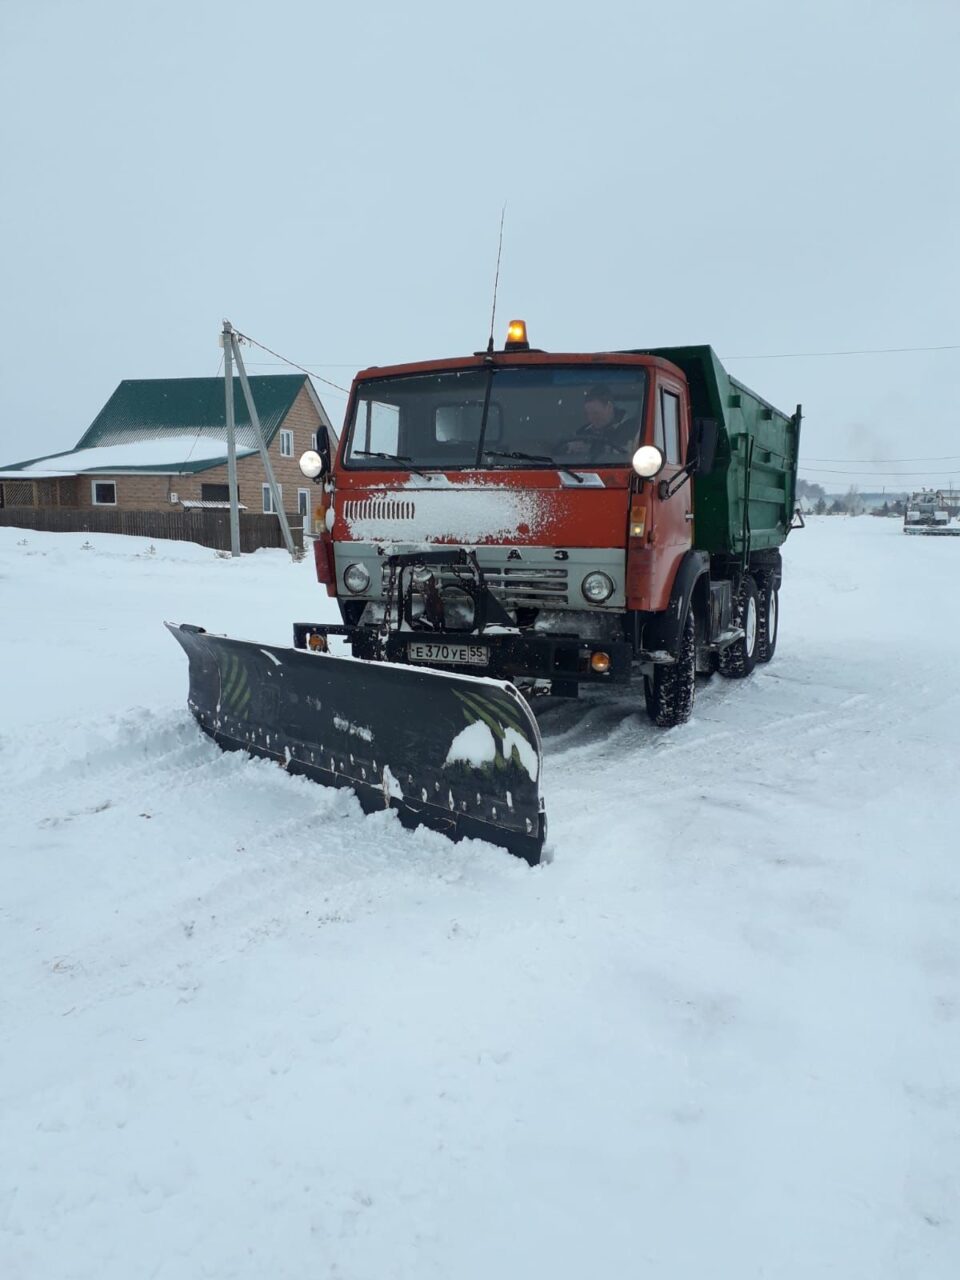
573, 409, 640, 458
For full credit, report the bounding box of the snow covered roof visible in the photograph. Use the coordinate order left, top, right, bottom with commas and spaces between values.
76, 375, 311, 450
0, 373, 334, 476
0, 436, 257, 479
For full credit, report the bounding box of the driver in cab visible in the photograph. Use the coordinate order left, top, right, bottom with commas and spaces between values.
564, 385, 639, 461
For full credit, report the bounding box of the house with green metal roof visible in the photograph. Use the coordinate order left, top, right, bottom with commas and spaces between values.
0, 375, 334, 518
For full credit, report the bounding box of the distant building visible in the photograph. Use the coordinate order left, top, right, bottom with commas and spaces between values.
0, 375, 333, 523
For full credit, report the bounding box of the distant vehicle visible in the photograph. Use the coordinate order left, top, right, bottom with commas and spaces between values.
903, 490, 960, 535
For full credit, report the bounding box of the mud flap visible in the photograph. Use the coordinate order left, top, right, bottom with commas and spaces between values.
166, 623, 546, 864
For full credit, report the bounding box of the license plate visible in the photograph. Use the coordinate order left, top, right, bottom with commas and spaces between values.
407, 641, 489, 666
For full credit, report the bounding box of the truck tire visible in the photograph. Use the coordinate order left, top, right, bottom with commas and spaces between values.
718, 575, 759, 678
756, 578, 779, 664
644, 608, 696, 727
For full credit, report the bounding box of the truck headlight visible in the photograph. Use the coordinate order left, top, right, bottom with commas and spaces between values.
343, 562, 371, 594
632, 445, 664, 478
581, 571, 614, 603
299, 449, 325, 479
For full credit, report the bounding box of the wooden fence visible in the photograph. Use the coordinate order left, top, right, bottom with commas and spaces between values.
0, 506, 305, 552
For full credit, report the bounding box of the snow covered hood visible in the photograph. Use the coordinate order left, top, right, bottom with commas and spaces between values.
340, 482, 550, 543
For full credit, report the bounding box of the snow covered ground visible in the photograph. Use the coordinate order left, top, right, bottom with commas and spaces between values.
2, 517, 958, 1279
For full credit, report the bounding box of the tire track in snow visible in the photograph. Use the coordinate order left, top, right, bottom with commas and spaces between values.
538, 651, 923, 866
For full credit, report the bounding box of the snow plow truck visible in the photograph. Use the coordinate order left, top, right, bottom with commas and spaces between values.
169, 324, 801, 864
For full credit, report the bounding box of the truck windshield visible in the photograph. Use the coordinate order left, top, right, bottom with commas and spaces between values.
342, 365, 647, 470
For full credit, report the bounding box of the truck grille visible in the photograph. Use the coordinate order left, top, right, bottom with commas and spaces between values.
481, 565, 569, 606
381, 562, 570, 607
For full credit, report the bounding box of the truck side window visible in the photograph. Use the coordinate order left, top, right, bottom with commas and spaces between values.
661, 390, 681, 463
354, 399, 400, 456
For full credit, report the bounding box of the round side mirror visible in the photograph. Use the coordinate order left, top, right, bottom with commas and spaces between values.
631, 445, 664, 479
299, 449, 325, 480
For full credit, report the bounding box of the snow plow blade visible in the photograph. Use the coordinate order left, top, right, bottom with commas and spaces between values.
166, 623, 545, 864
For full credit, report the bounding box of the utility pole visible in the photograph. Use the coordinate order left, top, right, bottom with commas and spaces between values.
222, 320, 241, 558
224, 321, 296, 559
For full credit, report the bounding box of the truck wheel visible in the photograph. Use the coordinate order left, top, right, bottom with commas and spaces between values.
718, 576, 759, 678
644, 608, 696, 727
756, 579, 779, 664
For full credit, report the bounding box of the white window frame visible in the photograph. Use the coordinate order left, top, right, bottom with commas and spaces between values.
91, 479, 117, 506
297, 488, 310, 517
279, 429, 294, 458
262, 483, 283, 514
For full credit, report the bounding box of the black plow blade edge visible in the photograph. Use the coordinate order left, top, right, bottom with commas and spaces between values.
165, 623, 546, 864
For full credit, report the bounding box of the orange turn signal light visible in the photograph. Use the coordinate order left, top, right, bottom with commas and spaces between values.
590, 651, 611, 674
307, 632, 327, 653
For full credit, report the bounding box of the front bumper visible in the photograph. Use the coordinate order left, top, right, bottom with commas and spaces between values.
293, 622, 633, 686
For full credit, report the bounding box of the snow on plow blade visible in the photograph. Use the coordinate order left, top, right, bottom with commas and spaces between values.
166, 623, 546, 864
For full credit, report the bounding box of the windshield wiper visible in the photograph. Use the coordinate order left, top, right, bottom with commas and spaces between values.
484, 449, 585, 484
352, 450, 429, 477
353, 450, 412, 463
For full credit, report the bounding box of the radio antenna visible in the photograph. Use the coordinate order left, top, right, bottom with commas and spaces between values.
486, 204, 506, 355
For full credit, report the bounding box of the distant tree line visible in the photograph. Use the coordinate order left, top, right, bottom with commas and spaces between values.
870, 497, 905, 517
814, 486, 904, 516
797, 478, 905, 516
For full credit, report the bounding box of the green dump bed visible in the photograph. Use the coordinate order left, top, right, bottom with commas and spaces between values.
641, 345, 801, 556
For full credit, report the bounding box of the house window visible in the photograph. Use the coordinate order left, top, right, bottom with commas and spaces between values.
279, 429, 293, 458
262, 483, 283, 513
201, 483, 232, 502
298, 489, 310, 516
92, 480, 117, 505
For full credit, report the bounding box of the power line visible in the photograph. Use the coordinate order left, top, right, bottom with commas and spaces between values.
232, 342, 960, 373
233, 331, 351, 394
724, 343, 960, 360
245, 343, 960, 365
801, 466, 960, 477
230, 331, 960, 426
181, 350, 228, 466
243, 360, 360, 369
804, 453, 960, 463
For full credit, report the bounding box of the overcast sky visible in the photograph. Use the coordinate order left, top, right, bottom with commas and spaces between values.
2, 0, 958, 490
